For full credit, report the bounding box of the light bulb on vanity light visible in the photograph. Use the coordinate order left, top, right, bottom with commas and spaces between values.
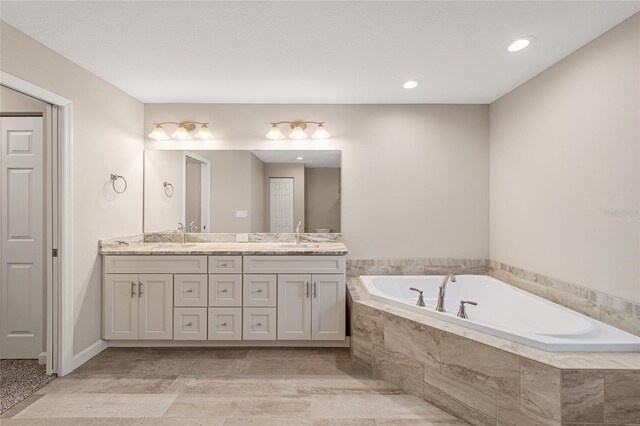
311, 123, 330, 139
195, 123, 214, 140
148, 124, 170, 140
289, 124, 308, 140
171, 125, 192, 140
265, 124, 285, 140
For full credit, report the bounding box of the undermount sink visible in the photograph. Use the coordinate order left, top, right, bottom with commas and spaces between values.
276, 243, 321, 248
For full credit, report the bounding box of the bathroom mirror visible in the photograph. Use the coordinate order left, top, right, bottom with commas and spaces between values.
144, 150, 341, 234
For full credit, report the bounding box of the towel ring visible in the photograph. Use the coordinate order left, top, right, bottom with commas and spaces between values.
163, 181, 174, 197
110, 173, 127, 194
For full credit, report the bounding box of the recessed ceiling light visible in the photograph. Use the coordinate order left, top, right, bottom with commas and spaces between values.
403, 80, 421, 89
297, 156, 304, 160
507, 36, 536, 52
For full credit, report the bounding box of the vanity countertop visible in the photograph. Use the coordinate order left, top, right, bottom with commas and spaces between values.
99, 241, 348, 256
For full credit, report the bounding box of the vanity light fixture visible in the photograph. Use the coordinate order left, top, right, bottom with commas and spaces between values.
403, 80, 421, 89
147, 121, 215, 140
266, 121, 330, 140
507, 36, 536, 52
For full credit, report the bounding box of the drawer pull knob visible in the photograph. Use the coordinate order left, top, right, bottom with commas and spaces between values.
220, 322, 227, 326
256, 289, 263, 293
186, 322, 192, 327
220, 289, 228, 293
186, 289, 193, 293
256, 322, 262, 327
220, 263, 228, 267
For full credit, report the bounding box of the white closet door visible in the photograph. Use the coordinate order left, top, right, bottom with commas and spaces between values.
269, 177, 294, 233
0, 117, 44, 359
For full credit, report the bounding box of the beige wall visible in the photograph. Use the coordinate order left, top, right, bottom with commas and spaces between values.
145, 103, 490, 259
1, 22, 145, 356
490, 13, 640, 303
264, 163, 305, 232
305, 168, 341, 233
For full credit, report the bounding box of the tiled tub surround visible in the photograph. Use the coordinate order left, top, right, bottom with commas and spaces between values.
347, 258, 490, 277
361, 275, 640, 352
490, 261, 640, 338
349, 277, 640, 425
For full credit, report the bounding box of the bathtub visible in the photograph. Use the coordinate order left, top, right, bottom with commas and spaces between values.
360, 275, 640, 352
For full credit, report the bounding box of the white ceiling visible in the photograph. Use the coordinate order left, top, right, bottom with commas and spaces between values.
1, 1, 639, 104
252, 150, 341, 168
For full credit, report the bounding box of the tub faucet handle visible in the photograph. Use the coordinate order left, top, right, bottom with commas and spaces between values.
457, 300, 478, 319
409, 287, 426, 307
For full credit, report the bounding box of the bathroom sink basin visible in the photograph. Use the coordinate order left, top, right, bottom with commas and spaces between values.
276, 243, 321, 248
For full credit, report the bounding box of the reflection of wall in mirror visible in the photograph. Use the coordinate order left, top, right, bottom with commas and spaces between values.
144, 150, 184, 231
305, 168, 341, 233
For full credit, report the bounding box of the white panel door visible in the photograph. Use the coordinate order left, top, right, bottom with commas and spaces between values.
277, 274, 311, 340
138, 274, 173, 340
311, 274, 346, 341
269, 177, 294, 233
0, 117, 44, 359
103, 274, 139, 340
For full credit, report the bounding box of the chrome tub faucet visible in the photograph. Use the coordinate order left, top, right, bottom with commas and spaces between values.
435, 273, 457, 312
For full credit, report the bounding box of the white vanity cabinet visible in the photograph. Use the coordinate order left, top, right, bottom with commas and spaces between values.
102, 253, 346, 345
277, 274, 346, 340
103, 273, 173, 340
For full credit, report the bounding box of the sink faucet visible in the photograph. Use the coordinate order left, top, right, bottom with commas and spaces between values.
189, 221, 199, 233
175, 222, 185, 244
435, 273, 457, 312
295, 220, 302, 244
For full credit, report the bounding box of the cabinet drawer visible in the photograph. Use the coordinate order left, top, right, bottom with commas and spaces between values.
208, 308, 242, 341
243, 275, 277, 307
104, 255, 207, 274
174, 275, 208, 307
209, 256, 242, 274
208, 274, 242, 307
243, 256, 345, 274
173, 308, 207, 340
243, 308, 276, 340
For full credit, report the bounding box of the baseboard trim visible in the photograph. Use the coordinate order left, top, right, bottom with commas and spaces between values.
38, 351, 46, 365
71, 339, 108, 372
107, 337, 351, 348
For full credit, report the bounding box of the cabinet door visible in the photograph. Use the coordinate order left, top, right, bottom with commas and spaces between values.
208, 307, 242, 340
139, 274, 173, 340
243, 274, 277, 307
243, 308, 276, 340
277, 274, 311, 340
209, 274, 242, 307
311, 274, 346, 341
103, 274, 139, 340
174, 274, 208, 307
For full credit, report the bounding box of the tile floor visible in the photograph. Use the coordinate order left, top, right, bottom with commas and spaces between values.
0, 347, 467, 425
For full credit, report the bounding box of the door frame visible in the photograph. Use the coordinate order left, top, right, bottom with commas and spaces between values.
183, 151, 210, 232
1, 71, 74, 376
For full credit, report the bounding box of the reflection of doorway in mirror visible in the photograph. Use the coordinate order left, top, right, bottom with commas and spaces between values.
269, 178, 294, 233
184, 152, 211, 232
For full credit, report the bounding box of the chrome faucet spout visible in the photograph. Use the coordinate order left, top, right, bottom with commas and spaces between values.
175, 222, 185, 244
295, 220, 302, 244
435, 273, 456, 313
